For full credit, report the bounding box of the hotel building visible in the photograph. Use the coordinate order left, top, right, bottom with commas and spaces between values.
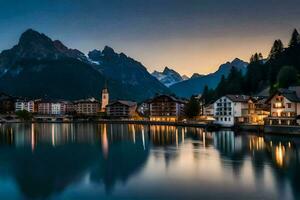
74, 98, 100, 115
15, 99, 35, 113
213, 95, 250, 127
148, 95, 187, 122
106, 100, 137, 118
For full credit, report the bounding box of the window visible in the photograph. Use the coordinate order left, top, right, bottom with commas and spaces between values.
228, 118, 231, 121
287, 103, 292, 108
224, 117, 227, 121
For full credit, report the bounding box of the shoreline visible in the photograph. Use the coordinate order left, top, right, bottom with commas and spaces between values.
1, 119, 300, 135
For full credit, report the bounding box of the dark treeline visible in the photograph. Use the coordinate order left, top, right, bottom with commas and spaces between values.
201, 28, 300, 104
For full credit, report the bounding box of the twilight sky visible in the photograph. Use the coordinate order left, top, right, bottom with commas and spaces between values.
0, 0, 299, 76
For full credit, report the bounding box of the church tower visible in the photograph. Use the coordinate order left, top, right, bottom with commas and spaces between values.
101, 82, 109, 112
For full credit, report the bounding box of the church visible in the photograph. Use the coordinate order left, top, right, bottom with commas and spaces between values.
101, 83, 109, 112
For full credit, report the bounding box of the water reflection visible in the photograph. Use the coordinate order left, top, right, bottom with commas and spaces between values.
0, 124, 299, 199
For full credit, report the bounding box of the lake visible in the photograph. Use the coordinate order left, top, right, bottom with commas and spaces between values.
0, 123, 299, 200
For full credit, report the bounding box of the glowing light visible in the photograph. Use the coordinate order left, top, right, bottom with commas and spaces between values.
275, 144, 285, 168
101, 124, 109, 158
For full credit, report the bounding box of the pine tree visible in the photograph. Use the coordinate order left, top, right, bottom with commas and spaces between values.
269, 39, 284, 59
201, 85, 209, 104
289, 29, 300, 47
184, 96, 200, 119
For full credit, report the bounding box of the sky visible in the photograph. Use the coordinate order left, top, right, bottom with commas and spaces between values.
0, 0, 299, 76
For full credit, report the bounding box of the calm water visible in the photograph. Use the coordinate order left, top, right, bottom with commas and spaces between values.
0, 123, 299, 200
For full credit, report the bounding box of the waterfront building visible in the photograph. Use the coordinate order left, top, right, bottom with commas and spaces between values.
148, 95, 187, 122
0, 92, 15, 114
74, 98, 100, 115
101, 84, 109, 112
106, 100, 137, 118
213, 95, 250, 127
248, 97, 270, 125
37, 100, 66, 115
15, 99, 35, 113
37, 101, 52, 115
265, 88, 300, 125
64, 101, 75, 114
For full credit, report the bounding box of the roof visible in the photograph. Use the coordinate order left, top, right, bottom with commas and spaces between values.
148, 94, 187, 104
74, 97, 99, 104
107, 100, 137, 107
266, 88, 300, 103
225, 95, 250, 102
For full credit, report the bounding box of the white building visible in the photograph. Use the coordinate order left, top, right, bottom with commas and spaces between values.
15, 100, 35, 113
51, 103, 66, 115
213, 95, 250, 127
37, 101, 66, 115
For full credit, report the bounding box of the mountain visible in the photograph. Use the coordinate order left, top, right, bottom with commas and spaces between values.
151, 67, 187, 87
170, 58, 248, 98
182, 75, 189, 80
0, 29, 168, 101
190, 73, 204, 79
87, 47, 170, 100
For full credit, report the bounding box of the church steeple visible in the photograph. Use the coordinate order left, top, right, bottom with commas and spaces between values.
101, 81, 109, 112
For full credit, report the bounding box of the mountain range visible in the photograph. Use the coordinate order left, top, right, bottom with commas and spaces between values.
0, 29, 250, 101
151, 67, 188, 87
169, 58, 248, 98
0, 29, 169, 101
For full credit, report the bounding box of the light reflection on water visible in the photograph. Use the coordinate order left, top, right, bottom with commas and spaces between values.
0, 123, 299, 200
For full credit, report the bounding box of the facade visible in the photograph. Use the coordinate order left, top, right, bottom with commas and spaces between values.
265, 88, 300, 126
106, 100, 137, 118
64, 101, 75, 114
74, 98, 100, 115
248, 97, 270, 125
213, 95, 250, 127
101, 85, 109, 112
37, 102, 52, 115
148, 95, 187, 122
0, 93, 15, 114
37, 101, 66, 115
15, 99, 35, 113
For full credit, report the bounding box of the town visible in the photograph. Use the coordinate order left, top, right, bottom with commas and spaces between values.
1, 83, 300, 134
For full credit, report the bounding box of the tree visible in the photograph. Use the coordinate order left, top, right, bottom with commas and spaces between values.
16, 110, 32, 121
184, 96, 200, 119
250, 53, 263, 63
215, 75, 227, 97
277, 66, 298, 88
289, 29, 300, 47
269, 39, 284, 59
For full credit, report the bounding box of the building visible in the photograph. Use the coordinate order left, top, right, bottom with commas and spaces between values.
74, 98, 100, 115
15, 99, 35, 113
37, 100, 66, 115
101, 84, 109, 112
248, 97, 270, 125
265, 88, 300, 126
213, 95, 250, 127
0, 93, 15, 114
37, 101, 52, 115
148, 95, 187, 122
106, 100, 137, 118
64, 101, 75, 114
